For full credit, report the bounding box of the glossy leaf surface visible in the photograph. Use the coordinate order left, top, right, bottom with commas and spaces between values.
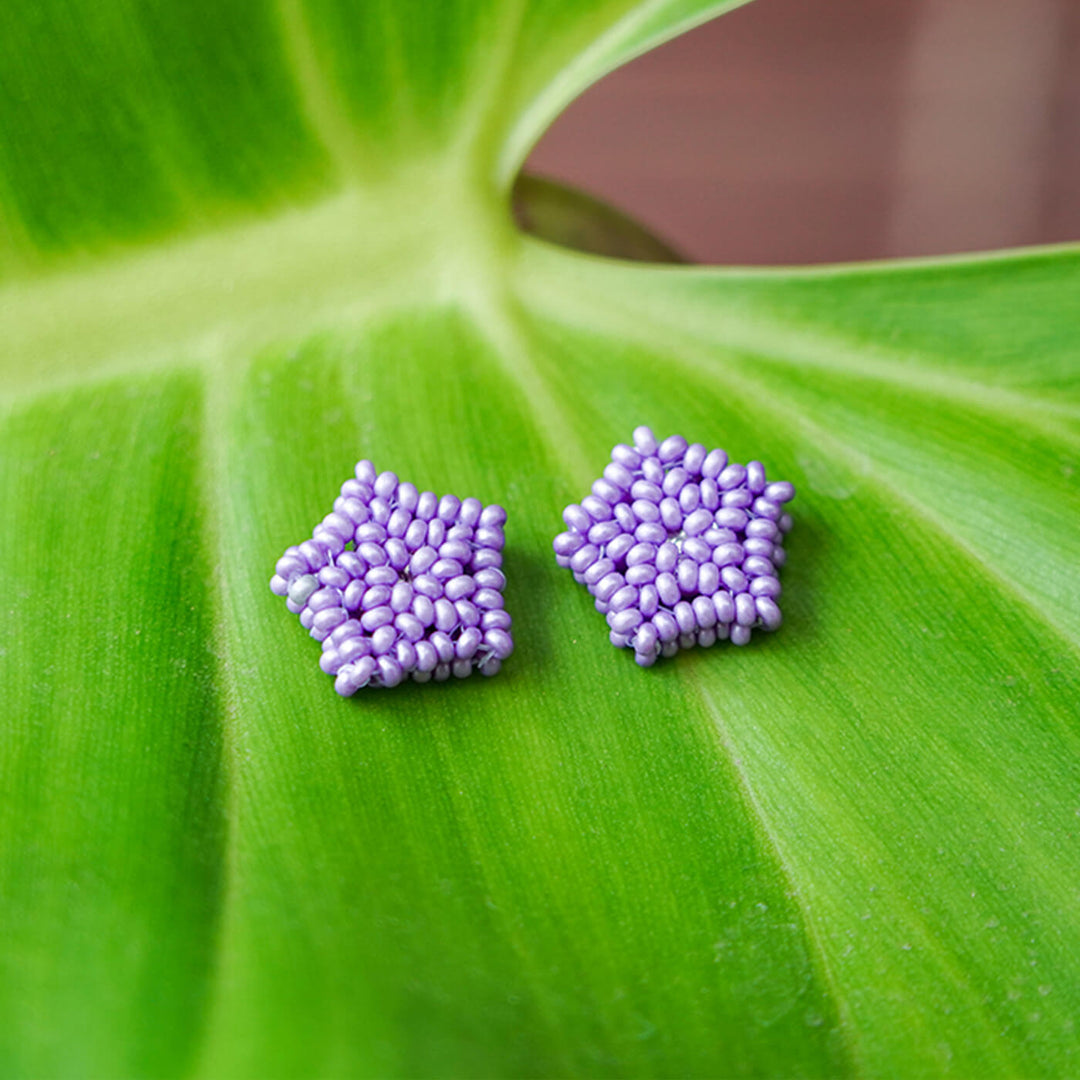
1, 1, 1078, 1076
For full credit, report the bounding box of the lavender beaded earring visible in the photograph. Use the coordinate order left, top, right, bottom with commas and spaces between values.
553, 426, 794, 667
270, 460, 513, 696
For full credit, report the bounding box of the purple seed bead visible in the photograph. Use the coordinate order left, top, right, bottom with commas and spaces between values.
704, 527, 735, 547
355, 460, 376, 484
287, 597, 305, 615
287, 574, 319, 606
613, 503, 636, 532
385, 508, 408, 538
475, 567, 506, 591
395, 481, 419, 512
481, 609, 512, 631
473, 548, 502, 571
339, 497, 369, 525
659, 497, 683, 531
717, 463, 746, 491
656, 541, 679, 573
698, 562, 720, 596
676, 558, 699, 595
415, 640, 438, 673
658, 434, 688, 463
700, 477, 720, 510
563, 504, 590, 532
685, 442, 708, 474
479, 504, 507, 528
603, 462, 634, 490
329, 619, 363, 647
679, 483, 701, 513
338, 636, 371, 664
458, 497, 482, 527
368, 497, 391, 526
404, 519, 427, 550
436, 539, 468, 564
746, 518, 778, 540
365, 566, 397, 587
653, 609, 679, 643
323, 511, 354, 540
756, 596, 783, 630
679, 631, 696, 650
438, 494, 461, 523
656, 571, 680, 607
473, 588, 503, 610
583, 557, 614, 587
478, 655, 502, 677
588, 520, 622, 546
594, 572, 625, 603
361, 605, 394, 631
631, 479, 663, 503
721, 566, 748, 593
714, 621, 731, 642
731, 624, 752, 647
312, 607, 348, 634
389, 581, 413, 612
779, 513, 793, 535
337, 551, 365, 578
641, 457, 665, 484
625, 563, 657, 586
609, 584, 639, 612
743, 555, 775, 578
362, 587, 393, 613
553, 531, 583, 557
484, 628, 514, 659
743, 537, 774, 558
414, 491, 437, 521
701, 448, 728, 479
607, 533, 636, 563
749, 575, 782, 599
385, 538, 409, 570
336, 656, 374, 696
452, 658, 474, 680
371, 624, 397, 655
721, 488, 754, 509
592, 477, 623, 504
683, 537, 713, 564
275, 553, 306, 580
639, 583, 659, 618
626, 542, 656, 567
735, 592, 758, 627
611, 444, 642, 469
433, 663, 451, 682
413, 574, 442, 600
713, 591, 735, 624
319, 565, 351, 589
765, 481, 795, 504
372, 471, 397, 499
609, 607, 643, 635
355, 522, 387, 544
692, 595, 717, 629
674, 600, 697, 635
320, 649, 343, 676
697, 627, 717, 648
269, 574, 288, 596
581, 494, 612, 522
412, 594, 435, 625
312, 527, 345, 558
634, 621, 659, 656
298, 540, 328, 570
633, 425, 659, 454
434, 598, 457, 632
752, 497, 781, 521
632, 498, 661, 524
395, 613, 424, 642
455, 626, 483, 661
715, 507, 749, 530
570, 544, 600, 574
308, 587, 342, 613
357, 541, 386, 567
431, 558, 463, 580
746, 461, 767, 494
378, 656, 405, 688
430, 631, 455, 664
662, 467, 689, 497
456, 599, 481, 626
772, 546, 788, 567
395, 639, 418, 670
635, 522, 667, 545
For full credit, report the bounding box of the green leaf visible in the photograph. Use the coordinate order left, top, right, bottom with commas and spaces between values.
1, 2, 1078, 1076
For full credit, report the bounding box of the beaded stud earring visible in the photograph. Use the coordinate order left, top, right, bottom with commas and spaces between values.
553, 426, 794, 667
270, 460, 513, 695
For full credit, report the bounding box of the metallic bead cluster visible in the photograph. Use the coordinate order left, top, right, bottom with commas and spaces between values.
553, 427, 794, 667
270, 460, 513, 695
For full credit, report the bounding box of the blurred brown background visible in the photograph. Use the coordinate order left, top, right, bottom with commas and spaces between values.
526, 0, 1080, 264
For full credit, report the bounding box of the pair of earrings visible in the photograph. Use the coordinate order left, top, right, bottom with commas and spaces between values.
269, 426, 794, 697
